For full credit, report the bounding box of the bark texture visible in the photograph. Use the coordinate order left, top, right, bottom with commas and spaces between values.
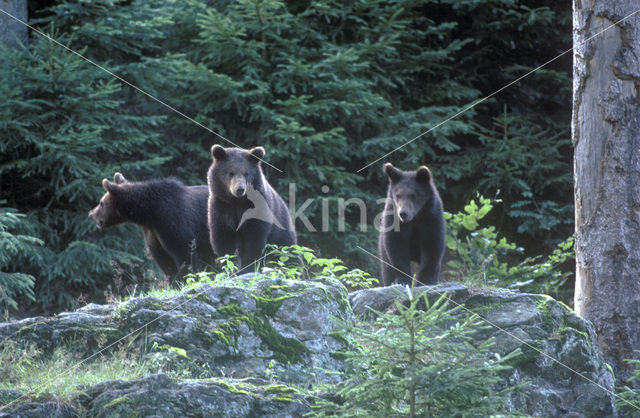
0, 0, 27, 48
573, 0, 640, 384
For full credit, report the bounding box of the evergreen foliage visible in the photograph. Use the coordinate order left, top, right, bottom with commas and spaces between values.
1, 0, 571, 312
616, 351, 640, 417
0, 203, 41, 312
314, 288, 518, 416
0, 36, 164, 309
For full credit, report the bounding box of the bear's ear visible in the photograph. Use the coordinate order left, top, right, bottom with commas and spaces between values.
384, 163, 403, 182
248, 146, 265, 163
211, 145, 227, 161
102, 179, 121, 194
113, 172, 127, 184
415, 166, 432, 184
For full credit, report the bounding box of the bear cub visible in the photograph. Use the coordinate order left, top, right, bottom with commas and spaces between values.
89, 173, 214, 279
207, 145, 296, 269
378, 163, 445, 286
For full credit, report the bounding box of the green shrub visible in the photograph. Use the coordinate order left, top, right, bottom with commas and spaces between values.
445, 195, 573, 299
314, 287, 519, 416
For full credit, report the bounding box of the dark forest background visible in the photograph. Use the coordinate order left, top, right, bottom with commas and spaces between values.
0, 0, 572, 315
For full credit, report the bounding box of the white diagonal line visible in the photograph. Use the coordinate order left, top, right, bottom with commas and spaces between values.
0, 7, 282, 173
357, 245, 640, 412
357, 7, 640, 173
0, 250, 275, 412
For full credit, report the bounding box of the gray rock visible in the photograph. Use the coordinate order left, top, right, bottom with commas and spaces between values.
0, 375, 310, 417
349, 283, 616, 417
0, 278, 616, 417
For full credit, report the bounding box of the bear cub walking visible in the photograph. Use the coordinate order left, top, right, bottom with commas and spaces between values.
89, 173, 214, 279
207, 145, 296, 269
378, 163, 445, 286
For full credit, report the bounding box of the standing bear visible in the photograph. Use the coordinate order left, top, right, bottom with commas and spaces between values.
378, 163, 445, 286
207, 145, 296, 269
88, 173, 214, 279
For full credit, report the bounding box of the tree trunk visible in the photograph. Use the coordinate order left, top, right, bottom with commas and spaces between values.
573, 0, 640, 385
0, 0, 28, 48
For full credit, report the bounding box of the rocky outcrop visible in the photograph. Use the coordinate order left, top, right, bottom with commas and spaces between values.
0, 278, 616, 417
1, 374, 310, 417
1, 275, 351, 385
350, 284, 616, 417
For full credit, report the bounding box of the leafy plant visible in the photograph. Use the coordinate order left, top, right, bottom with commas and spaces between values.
265, 245, 378, 289
314, 287, 519, 416
445, 195, 573, 299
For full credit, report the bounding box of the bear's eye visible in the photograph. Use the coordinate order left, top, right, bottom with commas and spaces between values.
99, 201, 103, 208
244, 172, 248, 177
408, 193, 415, 199
229, 172, 234, 177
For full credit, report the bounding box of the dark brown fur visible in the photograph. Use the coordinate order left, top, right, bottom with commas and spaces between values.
207, 145, 296, 269
88, 173, 215, 279
378, 163, 445, 286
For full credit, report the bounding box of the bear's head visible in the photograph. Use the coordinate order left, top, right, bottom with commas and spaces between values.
88, 172, 128, 229
384, 163, 433, 223
208, 145, 265, 199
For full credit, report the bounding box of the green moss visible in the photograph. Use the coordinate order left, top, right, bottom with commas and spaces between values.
17, 326, 34, 335
536, 296, 554, 323
604, 363, 616, 385
557, 326, 589, 341
145, 300, 164, 310
216, 380, 251, 396
329, 351, 347, 361
111, 302, 133, 321
264, 384, 298, 395
101, 396, 135, 411
246, 316, 309, 364
251, 285, 295, 317
265, 384, 299, 403
212, 302, 309, 364
328, 331, 349, 347
556, 300, 575, 314
194, 293, 213, 304
466, 301, 504, 315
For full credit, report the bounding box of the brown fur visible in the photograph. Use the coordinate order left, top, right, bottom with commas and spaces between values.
207, 145, 296, 269
378, 163, 445, 286
89, 173, 215, 279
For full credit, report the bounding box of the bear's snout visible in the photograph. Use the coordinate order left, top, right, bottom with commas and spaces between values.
234, 185, 246, 197
398, 209, 409, 222
229, 176, 248, 198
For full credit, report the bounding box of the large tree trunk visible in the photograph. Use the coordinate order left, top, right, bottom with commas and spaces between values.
573, 0, 640, 385
0, 0, 28, 47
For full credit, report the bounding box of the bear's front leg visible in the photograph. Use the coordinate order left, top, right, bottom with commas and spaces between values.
416, 237, 444, 285
237, 220, 269, 270
382, 230, 413, 285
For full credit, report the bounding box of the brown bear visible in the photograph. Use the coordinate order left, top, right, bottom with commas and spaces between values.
207, 145, 296, 269
88, 172, 214, 279
378, 163, 445, 286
